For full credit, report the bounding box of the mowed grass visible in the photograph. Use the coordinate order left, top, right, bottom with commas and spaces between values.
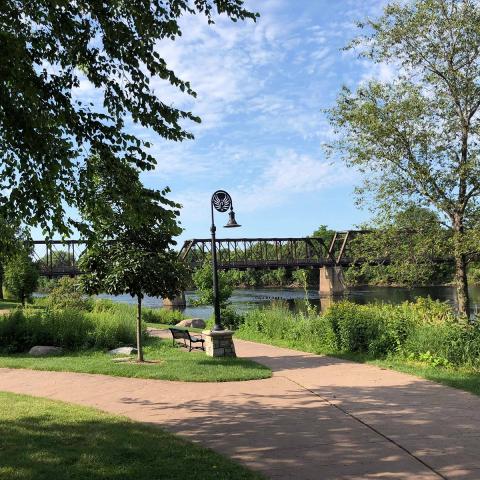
369, 357, 480, 396
0, 391, 264, 480
0, 336, 271, 382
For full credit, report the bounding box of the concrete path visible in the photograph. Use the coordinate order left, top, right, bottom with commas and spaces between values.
1, 332, 480, 479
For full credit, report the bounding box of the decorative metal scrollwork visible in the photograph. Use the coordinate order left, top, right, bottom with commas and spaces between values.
212, 190, 232, 212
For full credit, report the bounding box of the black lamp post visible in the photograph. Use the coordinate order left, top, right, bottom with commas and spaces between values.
211, 190, 241, 331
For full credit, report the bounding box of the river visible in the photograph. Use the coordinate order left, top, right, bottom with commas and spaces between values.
98, 285, 480, 319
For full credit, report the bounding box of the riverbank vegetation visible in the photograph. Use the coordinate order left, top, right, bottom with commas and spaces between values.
0, 392, 264, 480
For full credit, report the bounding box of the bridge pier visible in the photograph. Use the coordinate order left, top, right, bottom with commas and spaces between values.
162, 292, 186, 308
319, 266, 345, 296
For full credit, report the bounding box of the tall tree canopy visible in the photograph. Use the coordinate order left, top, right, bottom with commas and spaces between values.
328, 0, 480, 315
0, 1, 257, 234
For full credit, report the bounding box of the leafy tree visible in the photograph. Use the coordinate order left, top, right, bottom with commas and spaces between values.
0, 1, 257, 234
192, 260, 233, 309
39, 250, 70, 269
0, 220, 31, 299
328, 0, 480, 315
311, 225, 336, 248
4, 250, 39, 306
79, 168, 187, 362
46, 277, 92, 312
346, 206, 453, 286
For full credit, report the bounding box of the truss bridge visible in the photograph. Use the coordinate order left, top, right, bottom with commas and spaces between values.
31, 232, 369, 295
31, 240, 86, 278
179, 232, 367, 270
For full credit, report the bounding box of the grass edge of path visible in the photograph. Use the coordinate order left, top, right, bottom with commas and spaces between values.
235, 330, 480, 397
0, 391, 265, 480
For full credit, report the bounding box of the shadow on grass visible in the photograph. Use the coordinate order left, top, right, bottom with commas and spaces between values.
0, 392, 263, 480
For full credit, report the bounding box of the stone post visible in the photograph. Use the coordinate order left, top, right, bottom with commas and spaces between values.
163, 292, 186, 308
202, 330, 236, 357
319, 266, 345, 295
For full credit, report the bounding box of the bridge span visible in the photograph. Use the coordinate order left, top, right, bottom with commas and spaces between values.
31, 231, 369, 296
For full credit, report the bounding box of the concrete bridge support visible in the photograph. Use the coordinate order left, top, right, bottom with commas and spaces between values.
162, 292, 186, 308
319, 266, 345, 296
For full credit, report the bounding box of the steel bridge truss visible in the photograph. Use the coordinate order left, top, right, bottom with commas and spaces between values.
31, 231, 367, 277
179, 232, 365, 271
31, 240, 86, 278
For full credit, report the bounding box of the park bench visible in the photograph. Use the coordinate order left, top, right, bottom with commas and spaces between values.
169, 328, 205, 352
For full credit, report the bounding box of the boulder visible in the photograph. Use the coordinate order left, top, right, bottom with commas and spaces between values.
176, 318, 206, 329
28, 346, 63, 357
107, 346, 138, 356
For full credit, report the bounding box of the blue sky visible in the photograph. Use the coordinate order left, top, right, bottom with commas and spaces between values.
50, 0, 395, 244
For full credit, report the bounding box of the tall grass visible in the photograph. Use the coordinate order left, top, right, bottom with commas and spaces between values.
93, 299, 187, 325
0, 298, 188, 353
0, 301, 139, 353
237, 298, 480, 369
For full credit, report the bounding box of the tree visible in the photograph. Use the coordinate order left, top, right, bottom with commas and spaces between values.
79, 168, 187, 362
0, 220, 31, 299
328, 0, 480, 315
46, 277, 92, 312
192, 260, 233, 309
346, 206, 453, 286
0, 1, 257, 234
4, 250, 39, 306
311, 225, 336, 248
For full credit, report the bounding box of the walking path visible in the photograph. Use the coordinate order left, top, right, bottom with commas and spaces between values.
1, 331, 480, 479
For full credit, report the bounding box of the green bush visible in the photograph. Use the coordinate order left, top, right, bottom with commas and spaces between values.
4, 251, 39, 305
0, 305, 139, 353
219, 307, 244, 330
237, 298, 480, 368
46, 277, 93, 312
142, 308, 186, 325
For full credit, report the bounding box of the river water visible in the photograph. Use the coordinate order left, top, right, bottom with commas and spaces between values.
98, 285, 480, 319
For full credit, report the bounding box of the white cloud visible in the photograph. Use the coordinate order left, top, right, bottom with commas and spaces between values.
237, 150, 355, 211
174, 149, 356, 229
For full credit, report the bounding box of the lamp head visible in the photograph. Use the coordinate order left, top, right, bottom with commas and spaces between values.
224, 208, 241, 228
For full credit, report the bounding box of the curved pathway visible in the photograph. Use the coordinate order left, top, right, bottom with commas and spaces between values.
1, 332, 480, 479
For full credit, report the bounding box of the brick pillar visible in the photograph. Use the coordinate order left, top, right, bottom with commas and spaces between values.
319, 266, 345, 295
202, 330, 236, 357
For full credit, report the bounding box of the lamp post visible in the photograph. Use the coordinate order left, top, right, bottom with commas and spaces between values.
211, 190, 241, 331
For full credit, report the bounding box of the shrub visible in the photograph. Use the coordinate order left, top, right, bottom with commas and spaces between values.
0, 306, 138, 352
46, 277, 93, 312
219, 306, 244, 330
4, 251, 39, 305
238, 298, 480, 366
142, 308, 186, 325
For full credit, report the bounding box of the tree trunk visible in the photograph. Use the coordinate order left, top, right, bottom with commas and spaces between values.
136, 295, 144, 362
453, 217, 470, 317
0, 268, 4, 301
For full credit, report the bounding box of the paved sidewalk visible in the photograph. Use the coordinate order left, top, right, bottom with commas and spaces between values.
1, 333, 480, 479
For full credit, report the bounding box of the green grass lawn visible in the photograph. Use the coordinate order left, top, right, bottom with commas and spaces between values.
0, 298, 21, 310
235, 330, 480, 397
0, 336, 271, 382
0, 391, 264, 480
369, 357, 480, 396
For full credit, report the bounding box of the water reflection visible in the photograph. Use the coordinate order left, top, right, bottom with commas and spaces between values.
98, 284, 480, 320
